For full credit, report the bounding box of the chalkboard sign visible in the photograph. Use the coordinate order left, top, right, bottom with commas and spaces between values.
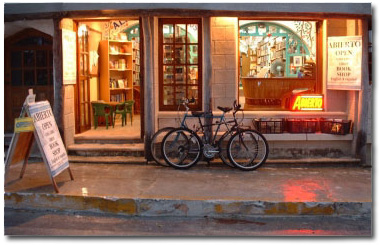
5, 97, 73, 193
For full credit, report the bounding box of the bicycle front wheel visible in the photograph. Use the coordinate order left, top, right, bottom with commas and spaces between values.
161, 128, 202, 169
227, 129, 269, 171
150, 127, 174, 166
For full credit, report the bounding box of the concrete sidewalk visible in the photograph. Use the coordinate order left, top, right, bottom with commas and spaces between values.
4, 161, 372, 218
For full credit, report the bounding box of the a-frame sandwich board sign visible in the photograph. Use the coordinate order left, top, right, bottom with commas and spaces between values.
5, 90, 36, 184
5, 91, 73, 193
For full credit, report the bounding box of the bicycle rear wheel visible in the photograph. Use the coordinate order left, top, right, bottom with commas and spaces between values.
150, 127, 174, 166
227, 129, 269, 171
162, 128, 202, 169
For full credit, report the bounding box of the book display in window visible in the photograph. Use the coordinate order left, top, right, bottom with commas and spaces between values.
303, 60, 315, 78
160, 20, 202, 110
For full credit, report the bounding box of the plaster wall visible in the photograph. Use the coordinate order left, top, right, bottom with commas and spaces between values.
4, 19, 54, 38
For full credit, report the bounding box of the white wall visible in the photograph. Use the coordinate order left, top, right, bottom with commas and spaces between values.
4, 19, 54, 38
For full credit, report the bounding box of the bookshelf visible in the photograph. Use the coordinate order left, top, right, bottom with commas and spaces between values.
99, 40, 133, 103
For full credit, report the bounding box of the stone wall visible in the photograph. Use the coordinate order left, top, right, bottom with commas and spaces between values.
63, 85, 75, 146
61, 19, 76, 147
210, 17, 238, 110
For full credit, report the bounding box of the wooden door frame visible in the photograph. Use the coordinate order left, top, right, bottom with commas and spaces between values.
139, 16, 145, 139
74, 21, 92, 133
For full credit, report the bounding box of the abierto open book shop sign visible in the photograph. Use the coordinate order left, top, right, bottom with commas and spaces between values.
29, 101, 69, 177
62, 29, 77, 85
327, 36, 362, 90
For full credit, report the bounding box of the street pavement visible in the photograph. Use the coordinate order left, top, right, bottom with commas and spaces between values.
3, 161, 373, 236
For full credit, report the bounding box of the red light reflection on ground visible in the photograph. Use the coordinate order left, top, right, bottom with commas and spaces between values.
280, 229, 335, 236
283, 179, 325, 202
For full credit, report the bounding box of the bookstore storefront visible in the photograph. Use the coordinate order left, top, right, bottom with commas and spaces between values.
4, 3, 372, 165
156, 16, 371, 165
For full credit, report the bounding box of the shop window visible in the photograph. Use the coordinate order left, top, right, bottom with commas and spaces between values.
159, 18, 202, 111
14, 36, 52, 46
239, 20, 319, 110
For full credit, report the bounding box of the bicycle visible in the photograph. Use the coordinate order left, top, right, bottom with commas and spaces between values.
150, 98, 234, 167
161, 101, 269, 171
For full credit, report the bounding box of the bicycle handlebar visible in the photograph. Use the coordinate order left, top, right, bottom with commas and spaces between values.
180, 97, 196, 105
233, 100, 241, 112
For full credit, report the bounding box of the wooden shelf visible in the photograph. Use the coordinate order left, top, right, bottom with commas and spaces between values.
109, 53, 132, 56
110, 69, 133, 71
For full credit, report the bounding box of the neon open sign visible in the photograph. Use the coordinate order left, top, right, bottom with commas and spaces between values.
292, 95, 324, 111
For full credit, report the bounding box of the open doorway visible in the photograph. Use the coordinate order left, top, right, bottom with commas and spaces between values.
74, 19, 143, 139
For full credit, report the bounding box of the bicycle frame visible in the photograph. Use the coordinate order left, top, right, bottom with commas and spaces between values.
173, 99, 240, 143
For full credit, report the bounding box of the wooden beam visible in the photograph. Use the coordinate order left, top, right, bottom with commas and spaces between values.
53, 18, 65, 139
356, 19, 371, 166
5, 9, 371, 23
142, 16, 154, 161
203, 17, 213, 142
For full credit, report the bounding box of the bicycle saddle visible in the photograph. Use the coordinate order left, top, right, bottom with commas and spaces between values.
191, 111, 213, 118
217, 106, 232, 113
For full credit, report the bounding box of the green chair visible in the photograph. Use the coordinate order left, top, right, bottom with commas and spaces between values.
92, 102, 113, 129
125, 100, 135, 125
113, 102, 127, 127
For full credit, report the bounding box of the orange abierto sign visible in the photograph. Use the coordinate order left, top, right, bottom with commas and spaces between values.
292, 95, 323, 111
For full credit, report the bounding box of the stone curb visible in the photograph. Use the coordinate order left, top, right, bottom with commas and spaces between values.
4, 192, 372, 218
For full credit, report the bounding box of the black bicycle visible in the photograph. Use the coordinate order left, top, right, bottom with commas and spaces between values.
161, 101, 269, 171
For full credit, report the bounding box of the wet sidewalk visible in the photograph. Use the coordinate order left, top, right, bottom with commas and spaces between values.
4, 161, 372, 218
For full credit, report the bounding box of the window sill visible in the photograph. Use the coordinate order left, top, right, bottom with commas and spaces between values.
264, 133, 353, 141
158, 111, 348, 118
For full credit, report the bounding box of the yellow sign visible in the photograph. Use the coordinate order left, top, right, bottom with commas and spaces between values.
14, 117, 34, 133
292, 95, 323, 111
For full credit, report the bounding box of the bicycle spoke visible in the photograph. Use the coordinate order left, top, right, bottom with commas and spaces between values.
228, 130, 268, 170
162, 128, 202, 169
218, 133, 235, 167
150, 127, 174, 166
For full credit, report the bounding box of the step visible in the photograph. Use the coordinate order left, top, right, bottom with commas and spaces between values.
74, 135, 143, 144
67, 143, 145, 157
68, 155, 147, 164
265, 157, 361, 167
5, 192, 371, 218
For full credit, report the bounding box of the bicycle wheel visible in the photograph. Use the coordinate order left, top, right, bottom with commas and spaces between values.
150, 127, 174, 166
162, 128, 202, 169
217, 132, 235, 168
227, 129, 269, 171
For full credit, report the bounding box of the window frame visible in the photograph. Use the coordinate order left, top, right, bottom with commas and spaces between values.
9, 30, 53, 87
158, 18, 203, 111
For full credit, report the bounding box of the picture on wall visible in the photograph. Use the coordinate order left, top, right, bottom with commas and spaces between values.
294, 56, 303, 67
